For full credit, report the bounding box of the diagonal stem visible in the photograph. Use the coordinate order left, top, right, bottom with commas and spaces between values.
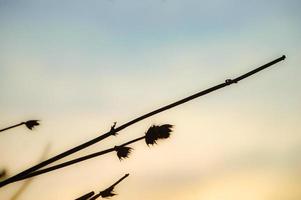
12, 137, 144, 182
0, 123, 25, 132
0, 55, 286, 188
76, 174, 129, 200
109, 173, 129, 188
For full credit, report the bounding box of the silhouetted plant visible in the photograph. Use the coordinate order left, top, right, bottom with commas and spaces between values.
0, 120, 40, 132
76, 174, 129, 200
24, 120, 40, 130
10, 144, 51, 200
0, 55, 286, 188
12, 124, 172, 182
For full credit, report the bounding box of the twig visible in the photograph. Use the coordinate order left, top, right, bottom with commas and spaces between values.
10, 144, 51, 200
76, 174, 129, 200
0, 123, 24, 132
0, 120, 40, 132
11, 124, 172, 182
13, 137, 144, 181
0, 55, 286, 188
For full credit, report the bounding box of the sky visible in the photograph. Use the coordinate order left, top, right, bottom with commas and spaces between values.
0, 0, 301, 199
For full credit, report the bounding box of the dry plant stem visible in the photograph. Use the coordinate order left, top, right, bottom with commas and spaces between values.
10, 144, 51, 200
0, 123, 24, 132
109, 173, 129, 188
0, 55, 286, 188
76, 174, 129, 200
14, 137, 145, 181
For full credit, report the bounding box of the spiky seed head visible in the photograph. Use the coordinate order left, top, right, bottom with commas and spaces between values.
24, 120, 40, 130
114, 146, 133, 160
145, 124, 173, 145
157, 124, 173, 139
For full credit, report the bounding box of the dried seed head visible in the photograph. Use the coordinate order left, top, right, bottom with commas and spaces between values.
24, 120, 40, 130
145, 124, 173, 145
114, 146, 133, 160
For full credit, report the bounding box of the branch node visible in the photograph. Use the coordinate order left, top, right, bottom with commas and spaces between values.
225, 79, 237, 84
110, 122, 117, 136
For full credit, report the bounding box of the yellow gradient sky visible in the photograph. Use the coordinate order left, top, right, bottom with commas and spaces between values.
0, 0, 300, 199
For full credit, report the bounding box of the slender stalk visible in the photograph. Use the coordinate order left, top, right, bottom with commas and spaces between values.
75, 191, 95, 200
13, 137, 145, 182
76, 174, 129, 200
10, 144, 51, 200
109, 173, 129, 189
90, 174, 129, 200
0, 123, 24, 132
0, 55, 286, 188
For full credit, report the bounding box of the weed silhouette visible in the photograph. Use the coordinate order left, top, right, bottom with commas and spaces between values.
0, 55, 286, 188
0, 120, 40, 132
12, 124, 173, 181
76, 174, 129, 200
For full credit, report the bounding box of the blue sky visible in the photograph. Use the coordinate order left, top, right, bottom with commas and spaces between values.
0, 0, 301, 199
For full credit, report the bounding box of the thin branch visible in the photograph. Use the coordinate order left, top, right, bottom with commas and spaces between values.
13, 137, 145, 181
0, 123, 24, 132
14, 124, 173, 182
75, 191, 95, 200
0, 120, 40, 133
10, 144, 51, 200
76, 174, 130, 200
0, 55, 286, 188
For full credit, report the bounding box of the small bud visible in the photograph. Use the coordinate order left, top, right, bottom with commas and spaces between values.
110, 122, 117, 136
145, 124, 173, 145
24, 120, 40, 130
114, 146, 133, 160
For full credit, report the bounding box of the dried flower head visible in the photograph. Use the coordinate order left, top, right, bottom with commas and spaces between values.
24, 120, 40, 130
145, 124, 173, 145
114, 146, 133, 160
